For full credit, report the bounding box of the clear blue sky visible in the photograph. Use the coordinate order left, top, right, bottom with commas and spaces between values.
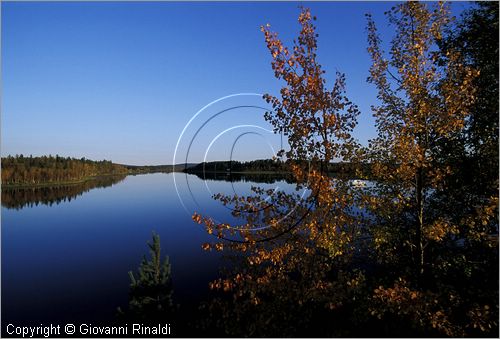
1, 1, 472, 165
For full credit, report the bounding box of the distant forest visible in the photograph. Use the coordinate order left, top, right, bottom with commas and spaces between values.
124, 163, 195, 174
185, 159, 287, 173
0, 155, 188, 186
185, 159, 371, 178
1, 155, 129, 186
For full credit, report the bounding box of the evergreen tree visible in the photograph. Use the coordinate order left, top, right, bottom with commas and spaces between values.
118, 232, 176, 322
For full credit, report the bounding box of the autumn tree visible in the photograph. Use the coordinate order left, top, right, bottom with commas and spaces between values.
195, 6, 364, 261
366, 1, 476, 275
365, 2, 497, 335
194, 7, 368, 336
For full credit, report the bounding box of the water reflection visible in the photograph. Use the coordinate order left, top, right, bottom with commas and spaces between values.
1, 175, 126, 210
2, 173, 224, 333
187, 171, 295, 184
1, 173, 295, 211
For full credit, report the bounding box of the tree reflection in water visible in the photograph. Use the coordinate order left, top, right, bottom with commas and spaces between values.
188, 171, 296, 185
1, 175, 127, 210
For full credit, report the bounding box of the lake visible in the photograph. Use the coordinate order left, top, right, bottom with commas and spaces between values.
1, 172, 296, 334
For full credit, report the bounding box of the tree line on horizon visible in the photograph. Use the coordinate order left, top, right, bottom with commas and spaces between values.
0, 155, 192, 186
1, 155, 128, 186
185, 159, 371, 177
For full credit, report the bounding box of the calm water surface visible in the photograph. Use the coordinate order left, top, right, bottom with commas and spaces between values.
2, 173, 291, 327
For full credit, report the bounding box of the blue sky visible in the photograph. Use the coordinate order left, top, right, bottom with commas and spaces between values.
2, 1, 472, 165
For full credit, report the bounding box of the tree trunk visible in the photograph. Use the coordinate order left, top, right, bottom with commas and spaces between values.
415, 167, 425, 277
